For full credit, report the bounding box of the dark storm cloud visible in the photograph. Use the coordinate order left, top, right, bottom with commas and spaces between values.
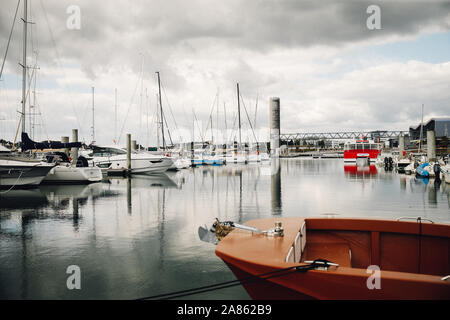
1, 0, 449, 84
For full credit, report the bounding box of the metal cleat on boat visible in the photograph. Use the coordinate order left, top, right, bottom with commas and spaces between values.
198, 219, 284, 244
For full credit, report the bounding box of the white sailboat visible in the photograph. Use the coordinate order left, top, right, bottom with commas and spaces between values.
0, 156, 54, 187
42, 152, 102, 183
441, 164, 450, 183
90, 145, 173, 174
0, 0, 55, 188
224, 151, 247, 164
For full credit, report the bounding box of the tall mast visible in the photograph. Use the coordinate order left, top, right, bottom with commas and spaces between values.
419, 103, 424, 152
156, 71, 165, 150
156, 94, 160, 149
236, 83, 241, 146
254, 93, 258, 130
223, 102, 227, 145
146, 88, 149, 149
31, 65, 37, 140
21, 0, 28, 134
114, 88, 117, 144
91, 86, 95, 144
216, 90, 219, 146
210, 113, 213, 143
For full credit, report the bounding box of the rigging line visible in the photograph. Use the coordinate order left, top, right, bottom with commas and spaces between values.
28, 70, 49, 141
12, 63, 38, 147
160, 82, 179, 131
192, 109, 204, 143
161, 107, 173, 146
223, 101, 227, 142
201, 93, 218, 143
239, 92, 258, 144
39, 0, 82, 133
254, 93, 258, 137
117, 63, 141, 144
149, 101, 158, 146
0, 0, 21, 80
227, 111, 238, 144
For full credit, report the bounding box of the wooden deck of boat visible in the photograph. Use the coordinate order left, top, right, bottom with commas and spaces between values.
215, 216, 450, 299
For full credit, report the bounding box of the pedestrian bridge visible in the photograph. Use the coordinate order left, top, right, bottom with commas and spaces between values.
280, 130, 408, 142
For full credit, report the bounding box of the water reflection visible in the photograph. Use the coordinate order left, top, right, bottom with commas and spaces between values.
344, 164, 378, 178
271, 158, 282, 215
0, 189, 48, 209
0, 159, 449, 300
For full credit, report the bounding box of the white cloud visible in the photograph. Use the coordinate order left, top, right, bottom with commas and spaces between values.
0, 0, 449, 145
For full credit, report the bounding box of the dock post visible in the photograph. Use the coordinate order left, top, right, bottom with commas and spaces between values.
427, 130, 436, 162
132, 140, 137, 151
61, 136, 70, 156
126, 133, 132, 174
71, 129, 79, 165
270, 97, 280, 158
223, 143, 226, 162
190, 141, 194, 166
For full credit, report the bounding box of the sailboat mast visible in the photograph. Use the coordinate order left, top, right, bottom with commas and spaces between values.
156, 94, 160, 149
146, 88, 149, 149
210, 114, 213, 143
114, 88, 117, 144
254, 93, 258, 130
21, 0, 28, 134
216, 90, 219, 145
419, 104, 424, 152
236, 83, 241, 146
92, 86, 95, 144
31, 67, 37, 140
156, 71, 165, 150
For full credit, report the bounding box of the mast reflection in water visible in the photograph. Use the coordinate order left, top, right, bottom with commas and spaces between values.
0, 160, 449, 299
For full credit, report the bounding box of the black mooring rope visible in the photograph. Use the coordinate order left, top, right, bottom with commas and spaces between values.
136, 259, 334, 300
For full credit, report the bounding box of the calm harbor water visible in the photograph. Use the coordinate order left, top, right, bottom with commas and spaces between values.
0, 158, 449, 299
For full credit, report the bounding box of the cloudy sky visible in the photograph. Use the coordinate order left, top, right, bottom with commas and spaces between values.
0, 0, 449, 146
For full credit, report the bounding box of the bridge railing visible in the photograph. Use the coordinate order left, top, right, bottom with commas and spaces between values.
280, 131, 409, 141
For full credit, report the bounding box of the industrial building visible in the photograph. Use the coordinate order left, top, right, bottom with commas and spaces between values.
409, 117, 450, 140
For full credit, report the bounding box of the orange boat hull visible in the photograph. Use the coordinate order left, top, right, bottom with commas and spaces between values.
215, 217, 450, 300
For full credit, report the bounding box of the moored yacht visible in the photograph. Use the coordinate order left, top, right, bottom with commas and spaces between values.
441, 164, 450, 183
224, 151, 247, 164
0, 155, 55, 187
42, 152, 103, 184
396, 158, 412, 173
89, 145, 173, 174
